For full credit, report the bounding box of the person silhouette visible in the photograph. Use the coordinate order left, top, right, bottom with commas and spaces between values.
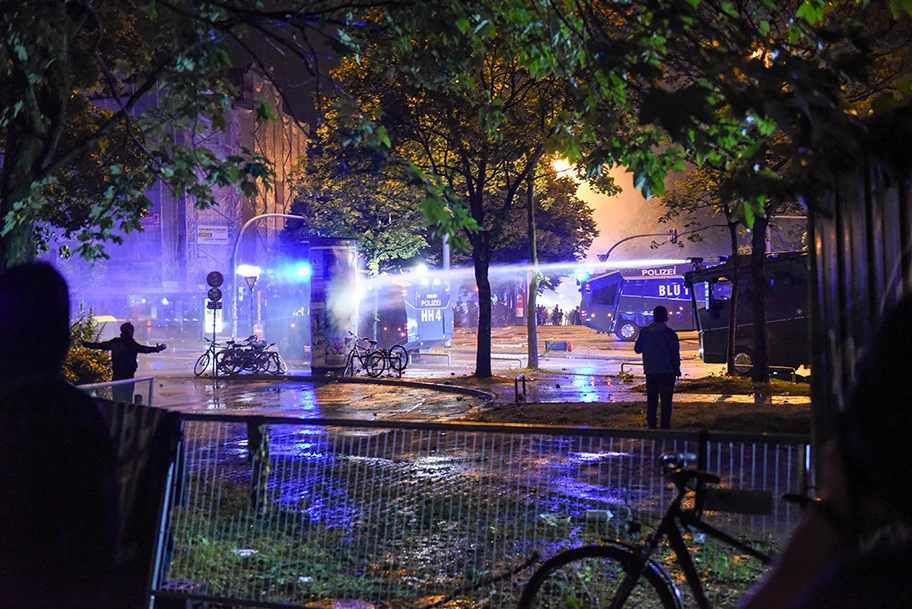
634, 305, 681, 429
738, 293, 912, 608
0, 262, 118, 608
84, 321, 166, 403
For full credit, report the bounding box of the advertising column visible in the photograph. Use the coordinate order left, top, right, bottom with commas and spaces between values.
308, 239, 359, 374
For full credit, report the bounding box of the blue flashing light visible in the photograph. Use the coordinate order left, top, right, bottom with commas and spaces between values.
295, 263, 312, 279
574, 268, 590, 284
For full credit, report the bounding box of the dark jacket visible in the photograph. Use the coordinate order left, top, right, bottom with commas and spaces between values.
634, 322, 681, 375
84, 337, 162, 380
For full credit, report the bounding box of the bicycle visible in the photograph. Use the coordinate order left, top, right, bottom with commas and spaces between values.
344, 333, 385, 378
517, 453, 774, 609
371, 343, 410, 377
218, 336, 287, 375
194, 337, 226, 376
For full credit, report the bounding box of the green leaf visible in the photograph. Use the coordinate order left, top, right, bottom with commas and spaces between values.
255, 99, 278, 124
376, 125, 392, 148
759, 21, 770, 37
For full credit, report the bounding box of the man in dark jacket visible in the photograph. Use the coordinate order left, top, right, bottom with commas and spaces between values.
84, 322, 166, 402
85, 322, 166, 381
634, 306, 681, 429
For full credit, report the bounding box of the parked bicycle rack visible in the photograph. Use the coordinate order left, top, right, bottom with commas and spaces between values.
514, 374, 527, 403
410, 352, 452, 366
620, 361, 644, 374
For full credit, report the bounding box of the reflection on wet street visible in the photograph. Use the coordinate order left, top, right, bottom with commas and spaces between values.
153, 377, 491, 420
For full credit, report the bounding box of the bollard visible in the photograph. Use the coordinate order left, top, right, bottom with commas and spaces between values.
514, 374, 527, 403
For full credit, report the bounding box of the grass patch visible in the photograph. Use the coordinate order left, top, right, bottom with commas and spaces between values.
461, 400, 810, 434
631, 375, 810, 396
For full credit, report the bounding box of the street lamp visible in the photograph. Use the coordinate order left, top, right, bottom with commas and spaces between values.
237, 264, 262, 337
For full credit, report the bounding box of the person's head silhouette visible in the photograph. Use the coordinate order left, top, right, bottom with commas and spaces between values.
0, 262, 71, 381
120, 322, 135, 339
653, 306, 669, 323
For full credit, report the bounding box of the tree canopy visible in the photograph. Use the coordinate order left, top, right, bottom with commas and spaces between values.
0, 0, 355, 268
281, 130, 431, 275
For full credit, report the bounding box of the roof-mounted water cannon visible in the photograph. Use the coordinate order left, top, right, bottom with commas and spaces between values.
688, 257, 704, 270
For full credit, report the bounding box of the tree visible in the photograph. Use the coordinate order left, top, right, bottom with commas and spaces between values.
330, 7, 598, 377
0, 0, 366, 269
281, 131, 431, 275
656, 1, 911, 385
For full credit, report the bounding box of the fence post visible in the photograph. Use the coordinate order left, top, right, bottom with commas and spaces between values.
247, 418, 271, 515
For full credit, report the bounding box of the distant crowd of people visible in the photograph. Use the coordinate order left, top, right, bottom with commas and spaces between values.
534, 304, 583, 326
453, 300, 585, 328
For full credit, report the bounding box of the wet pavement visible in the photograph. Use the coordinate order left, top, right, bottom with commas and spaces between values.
135, 326, 809, 418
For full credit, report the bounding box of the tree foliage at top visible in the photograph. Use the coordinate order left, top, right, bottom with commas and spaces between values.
327, 4, 610, 376
0, 0, 359, 268
282, 124, 431, 275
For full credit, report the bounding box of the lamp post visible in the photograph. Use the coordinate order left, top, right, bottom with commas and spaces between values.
597, 230, 681, 263
237, 264, 262, 337
231, 213, 306, 339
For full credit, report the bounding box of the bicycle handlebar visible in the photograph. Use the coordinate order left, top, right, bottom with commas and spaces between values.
661, 453, 721, 489
348, 331, 378, 346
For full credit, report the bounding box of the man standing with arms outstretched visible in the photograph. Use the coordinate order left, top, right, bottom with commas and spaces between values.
84, 322, 166, 402
634, 306, 681, 429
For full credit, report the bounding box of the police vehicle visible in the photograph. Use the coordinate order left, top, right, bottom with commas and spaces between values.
579, 264, 695, 340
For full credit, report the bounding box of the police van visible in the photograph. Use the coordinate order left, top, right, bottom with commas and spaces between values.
685, 251, 808, 375
361, 279, 454, 351
579, 264, 695, 340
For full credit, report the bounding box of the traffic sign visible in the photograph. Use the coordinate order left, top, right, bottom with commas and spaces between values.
206, 271, 224, 288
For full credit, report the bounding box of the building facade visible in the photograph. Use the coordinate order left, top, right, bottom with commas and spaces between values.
53, 66, 309, 344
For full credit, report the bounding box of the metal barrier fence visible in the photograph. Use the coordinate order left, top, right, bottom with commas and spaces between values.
151, 416, 810, 609
78, 376, 154, 406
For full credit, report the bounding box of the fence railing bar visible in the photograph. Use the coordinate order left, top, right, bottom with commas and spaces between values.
173, 414, 810, 446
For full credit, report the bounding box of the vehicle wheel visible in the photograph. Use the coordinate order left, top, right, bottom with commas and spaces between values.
366, 352, 386, 378
193, 352, 211, 376
733, 347, 754, 376
517, 545, 680, 609
616, 321, 640, 341
389, 345, 409, 373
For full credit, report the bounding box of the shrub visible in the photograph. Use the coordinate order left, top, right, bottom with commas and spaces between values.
64, 304, 111, 385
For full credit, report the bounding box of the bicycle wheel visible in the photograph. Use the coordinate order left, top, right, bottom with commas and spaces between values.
216, 350, 238, 375
517, 545, 680, 609
366, 351, 386, 377
264, 352, 287, 375
389, 345, 409, 373
193, 352, 212, 376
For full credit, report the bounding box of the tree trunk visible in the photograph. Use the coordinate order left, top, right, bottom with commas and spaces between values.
526, 171, 540, 370
750, 214, 771, 403
473, 232, 493, 378
0, 148, 43, 268
726, 221, 740, 375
